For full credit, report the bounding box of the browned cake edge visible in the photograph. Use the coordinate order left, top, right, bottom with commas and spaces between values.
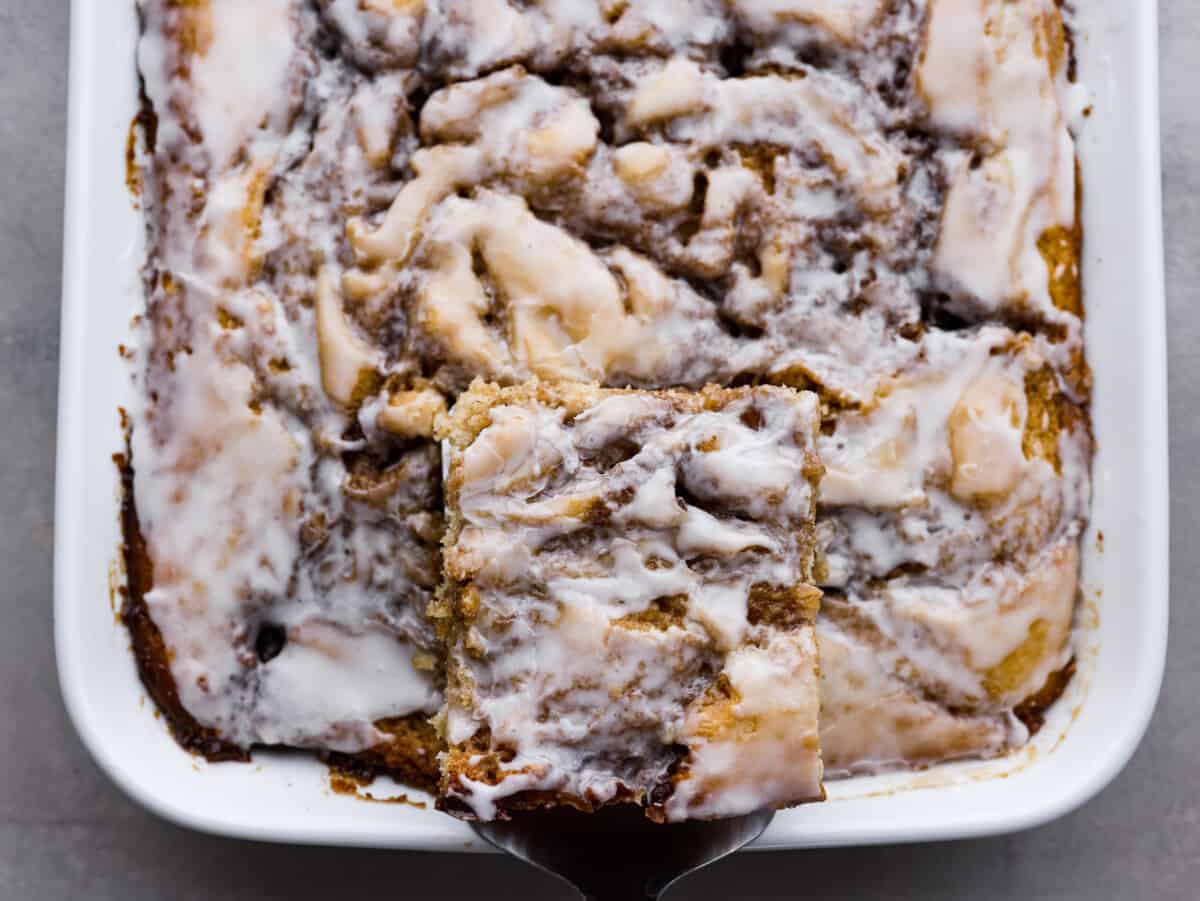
115, 430, 443, 791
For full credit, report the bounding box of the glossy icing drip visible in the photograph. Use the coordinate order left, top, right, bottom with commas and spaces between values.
439, 384, 823, 821
817, 327, 1090, 773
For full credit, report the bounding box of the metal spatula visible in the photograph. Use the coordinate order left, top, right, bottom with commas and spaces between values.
472, 806, 774, 900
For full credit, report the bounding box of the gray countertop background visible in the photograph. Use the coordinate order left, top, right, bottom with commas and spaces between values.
2, 2, 1194, 898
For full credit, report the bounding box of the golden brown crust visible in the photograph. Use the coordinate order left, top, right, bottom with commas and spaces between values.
322, 713, 442, 793
117, 448, 247, 763
1013, 658, 1077, 735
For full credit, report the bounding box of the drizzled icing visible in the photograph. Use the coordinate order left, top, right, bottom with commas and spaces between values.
187, 0, 299, 172
817, 327, 1090, 773
129, 0, 1090, 802
918, 0, 1080, 323
312, 0, 1084, 405
132, 0, 442, 754
438, 384, 823, 821
728, 0, 887, 41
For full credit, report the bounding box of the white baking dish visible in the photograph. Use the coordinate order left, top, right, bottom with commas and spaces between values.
55, 0, 1167, 852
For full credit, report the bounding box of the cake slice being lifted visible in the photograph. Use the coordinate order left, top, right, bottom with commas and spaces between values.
435, 381, 826, 822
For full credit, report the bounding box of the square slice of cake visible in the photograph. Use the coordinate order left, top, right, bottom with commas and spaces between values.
435, 381, 825, 822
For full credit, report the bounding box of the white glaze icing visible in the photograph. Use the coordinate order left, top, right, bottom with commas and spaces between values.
133, 0, 442, 754
664, 627, 823, 820
324, 0, 1084, 403
817, 326, 1091, 769
440, 385, 823, 821
918, 0, 1079, 322
131, 0, 1090, 803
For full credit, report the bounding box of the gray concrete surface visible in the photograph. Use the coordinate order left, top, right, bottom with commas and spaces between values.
1, 2, 1194, 898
